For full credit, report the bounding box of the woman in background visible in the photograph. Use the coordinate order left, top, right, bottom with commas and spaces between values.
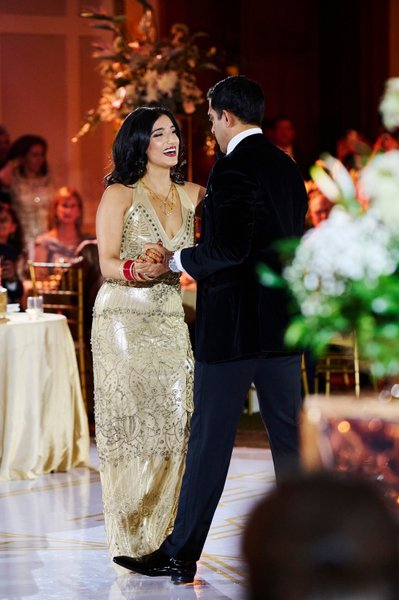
8, 134, 55, 258
34, 186, 86, 263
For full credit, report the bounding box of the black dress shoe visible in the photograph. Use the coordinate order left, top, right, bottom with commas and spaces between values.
113, 549, 196, 584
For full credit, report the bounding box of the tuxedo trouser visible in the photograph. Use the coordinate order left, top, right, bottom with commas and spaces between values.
160, 353, 302, 562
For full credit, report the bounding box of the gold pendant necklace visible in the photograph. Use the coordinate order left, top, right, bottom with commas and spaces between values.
142, 179, 177, 216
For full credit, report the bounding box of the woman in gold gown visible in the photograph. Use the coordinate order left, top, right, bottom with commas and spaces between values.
92, 107, 205, 560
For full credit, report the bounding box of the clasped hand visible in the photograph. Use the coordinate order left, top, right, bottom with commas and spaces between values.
134, 242, 172, 280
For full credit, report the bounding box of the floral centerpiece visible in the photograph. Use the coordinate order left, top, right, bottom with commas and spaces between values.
73, 0, 218, 141
262, 78, 399, 379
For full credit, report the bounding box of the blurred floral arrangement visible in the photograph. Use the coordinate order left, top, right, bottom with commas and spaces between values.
73, 0, 218, 141
261, 78, 399, 378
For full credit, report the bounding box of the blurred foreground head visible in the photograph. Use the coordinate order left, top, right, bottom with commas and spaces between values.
243, 472, 399, 600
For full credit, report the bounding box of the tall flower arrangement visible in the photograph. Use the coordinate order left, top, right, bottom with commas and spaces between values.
73, 1, 218, 141
263, 78, 399, 378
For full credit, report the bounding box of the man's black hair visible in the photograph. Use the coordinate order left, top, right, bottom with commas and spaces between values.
207, 75, 264, 126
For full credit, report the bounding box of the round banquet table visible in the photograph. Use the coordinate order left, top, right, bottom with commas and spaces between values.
0, 313, 90, 480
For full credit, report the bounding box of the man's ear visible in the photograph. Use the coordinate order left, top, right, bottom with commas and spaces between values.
222, 110, 235, 128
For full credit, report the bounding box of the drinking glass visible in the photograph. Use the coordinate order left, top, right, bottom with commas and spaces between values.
26, 295, 43, 319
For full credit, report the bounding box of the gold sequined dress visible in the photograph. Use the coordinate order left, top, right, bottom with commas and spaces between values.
92, 180, 195, 558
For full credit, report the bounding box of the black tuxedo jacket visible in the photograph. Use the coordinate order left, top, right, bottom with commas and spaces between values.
181, 133, 308, 363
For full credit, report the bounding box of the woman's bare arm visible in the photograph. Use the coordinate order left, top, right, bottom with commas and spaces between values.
96, 184, 132, 279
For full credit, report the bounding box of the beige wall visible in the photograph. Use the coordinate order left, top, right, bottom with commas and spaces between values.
0, 0, 115, 233
389, 0, 399, 75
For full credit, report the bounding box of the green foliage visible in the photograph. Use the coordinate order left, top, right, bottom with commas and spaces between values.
283, 269, 399, 377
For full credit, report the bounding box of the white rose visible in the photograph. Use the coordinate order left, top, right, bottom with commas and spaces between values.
157, 71, 178, 96
379, 78, 399, 131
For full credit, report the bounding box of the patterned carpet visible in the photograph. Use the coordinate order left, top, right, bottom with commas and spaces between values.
235, 413, 269, 448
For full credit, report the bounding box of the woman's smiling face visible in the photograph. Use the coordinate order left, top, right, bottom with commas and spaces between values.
146, 114, 180, 169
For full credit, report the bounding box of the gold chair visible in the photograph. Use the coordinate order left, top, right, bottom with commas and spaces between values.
314, 335, 360, 398
28, 258, 87, 407
301, 353, 309, 397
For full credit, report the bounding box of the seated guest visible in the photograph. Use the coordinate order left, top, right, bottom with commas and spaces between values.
34, 186, 87, 263
336, 129, 371, 171
369, 129, 399, 159
243, 472, 399, 600
307, 190, 333, 229
0, 201, 24, 255
0, 203, 25, 304
0, 244, 23, 304
268, 114, 307, 177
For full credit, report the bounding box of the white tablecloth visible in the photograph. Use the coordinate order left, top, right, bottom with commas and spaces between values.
0, 313, 90, 480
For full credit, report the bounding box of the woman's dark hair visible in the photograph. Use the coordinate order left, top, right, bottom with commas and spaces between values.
207, 75, 265, 126
8, 134, 49, 176
105, 107, 185, 187
0, 202, 25, 256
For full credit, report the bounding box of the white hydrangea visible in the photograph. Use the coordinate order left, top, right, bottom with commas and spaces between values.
284, 207, 398, 317
360, 150, 399, 230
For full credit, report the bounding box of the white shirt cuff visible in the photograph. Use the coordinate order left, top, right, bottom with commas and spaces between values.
173, 249, 186, 273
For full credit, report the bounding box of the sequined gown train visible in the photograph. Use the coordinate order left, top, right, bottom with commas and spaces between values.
92, 180, 194, 558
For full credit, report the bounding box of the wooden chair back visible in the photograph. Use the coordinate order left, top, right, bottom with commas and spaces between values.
28, 257, 87, 407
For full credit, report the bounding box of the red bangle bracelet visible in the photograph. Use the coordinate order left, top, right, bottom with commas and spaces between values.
122, 259, 135, 281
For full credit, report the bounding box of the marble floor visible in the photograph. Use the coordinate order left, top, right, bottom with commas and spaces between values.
0, 442, 275, 600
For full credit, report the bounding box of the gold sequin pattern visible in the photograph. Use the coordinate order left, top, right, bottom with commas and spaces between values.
91, 180, 195, 558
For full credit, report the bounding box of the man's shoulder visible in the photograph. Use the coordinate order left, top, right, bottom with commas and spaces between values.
218, 134, 298, 174
232, 133, 270, 154
229, 134, 294, 163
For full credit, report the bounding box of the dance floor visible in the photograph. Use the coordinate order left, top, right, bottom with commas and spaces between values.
0, 441, 275, 600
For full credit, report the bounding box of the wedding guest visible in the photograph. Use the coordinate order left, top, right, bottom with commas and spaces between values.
0, 203, 24, 304
269, 114, 307, 176
307, 190, 333, 228
8, 134, 56, 258
270, 114, 296, 157
369, 129, 399, 159
243, 472, 399, 600
0, 202, 24, 260
336, 128, 371, 171
34, 186, 87, 263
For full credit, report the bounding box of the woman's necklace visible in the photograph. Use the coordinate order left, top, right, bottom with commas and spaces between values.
142, 179, 177, 217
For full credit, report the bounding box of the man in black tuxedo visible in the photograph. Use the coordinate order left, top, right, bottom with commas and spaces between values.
114, 75, 308, 583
